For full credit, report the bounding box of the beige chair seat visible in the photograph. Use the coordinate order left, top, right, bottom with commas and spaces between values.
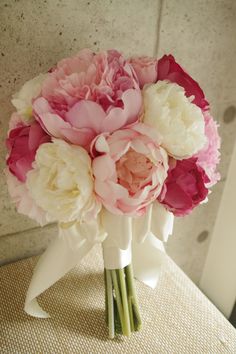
1, 245, 236, 353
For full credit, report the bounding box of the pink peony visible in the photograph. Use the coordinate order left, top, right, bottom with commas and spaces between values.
195, 112, 221, 186
157, 54, 208, 110
92, 124, 168, 216
5, 168, 48, 226
8, 112, 23, 131
129, 56, 157, 88
33, 49, 142, 149
159, 158, 209, 217
6, 120, 51, 182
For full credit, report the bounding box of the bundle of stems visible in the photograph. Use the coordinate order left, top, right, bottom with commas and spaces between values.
104, 263, 142, 338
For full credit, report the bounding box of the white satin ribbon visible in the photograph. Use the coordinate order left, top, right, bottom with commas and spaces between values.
24, 201, 174, 317
151, 201, 174, 243
132, 202, 174, 288
25, 220, 106, 317
102, 202, 174, 282
101, 209, 132, 269
132, 232, 166, 288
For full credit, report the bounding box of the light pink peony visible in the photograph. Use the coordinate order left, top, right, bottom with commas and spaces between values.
5, 169, 49, 226
6, 120, 51, 182
129, 56, 157, 88
157, 54, 208, 110
33, 49, 142, 149
195, 112, 221, 186
92, 124, 168, 216
158, 158, 209, 217
8, 112, 23, 131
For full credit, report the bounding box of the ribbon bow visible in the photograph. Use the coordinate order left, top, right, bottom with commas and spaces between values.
25, 201, 174, 317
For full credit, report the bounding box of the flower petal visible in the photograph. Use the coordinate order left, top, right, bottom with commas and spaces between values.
65, 100, 106, 132
101, 89, 142, 132
92, 155, 116, 181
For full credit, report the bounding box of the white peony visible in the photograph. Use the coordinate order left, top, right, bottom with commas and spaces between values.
26, 139, 100, 223
12, 74, 47, 122
142, 80, 206, 159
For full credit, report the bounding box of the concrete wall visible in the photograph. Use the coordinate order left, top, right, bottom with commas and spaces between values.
0, 0, 235, 283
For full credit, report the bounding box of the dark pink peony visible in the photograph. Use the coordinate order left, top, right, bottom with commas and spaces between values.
6, 121, 51, 182
158, 158, 209, 217
129, 56, 157, 88
33, 49, 142, 149
157, 54, 208, 110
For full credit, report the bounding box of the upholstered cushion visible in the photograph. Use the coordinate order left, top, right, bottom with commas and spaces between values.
0, 245, 235, 353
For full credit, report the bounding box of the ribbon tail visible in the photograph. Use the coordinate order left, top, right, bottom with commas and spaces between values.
24, 227, 95, 318
151, 201, 174, 243
132, 201, 174, 289
132, 232, 166, 289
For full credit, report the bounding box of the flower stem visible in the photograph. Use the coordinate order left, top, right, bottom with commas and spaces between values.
104, 264, 142, 338
111, 270, 126, 333
125, 264, 142, 331
118, 269, 131, 336
105, 269, 115, 338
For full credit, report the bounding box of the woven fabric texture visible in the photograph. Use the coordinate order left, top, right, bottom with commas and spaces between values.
0, 244, 236, 353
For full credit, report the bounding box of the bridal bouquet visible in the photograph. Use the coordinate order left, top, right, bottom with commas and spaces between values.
5, 49, 220, 338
